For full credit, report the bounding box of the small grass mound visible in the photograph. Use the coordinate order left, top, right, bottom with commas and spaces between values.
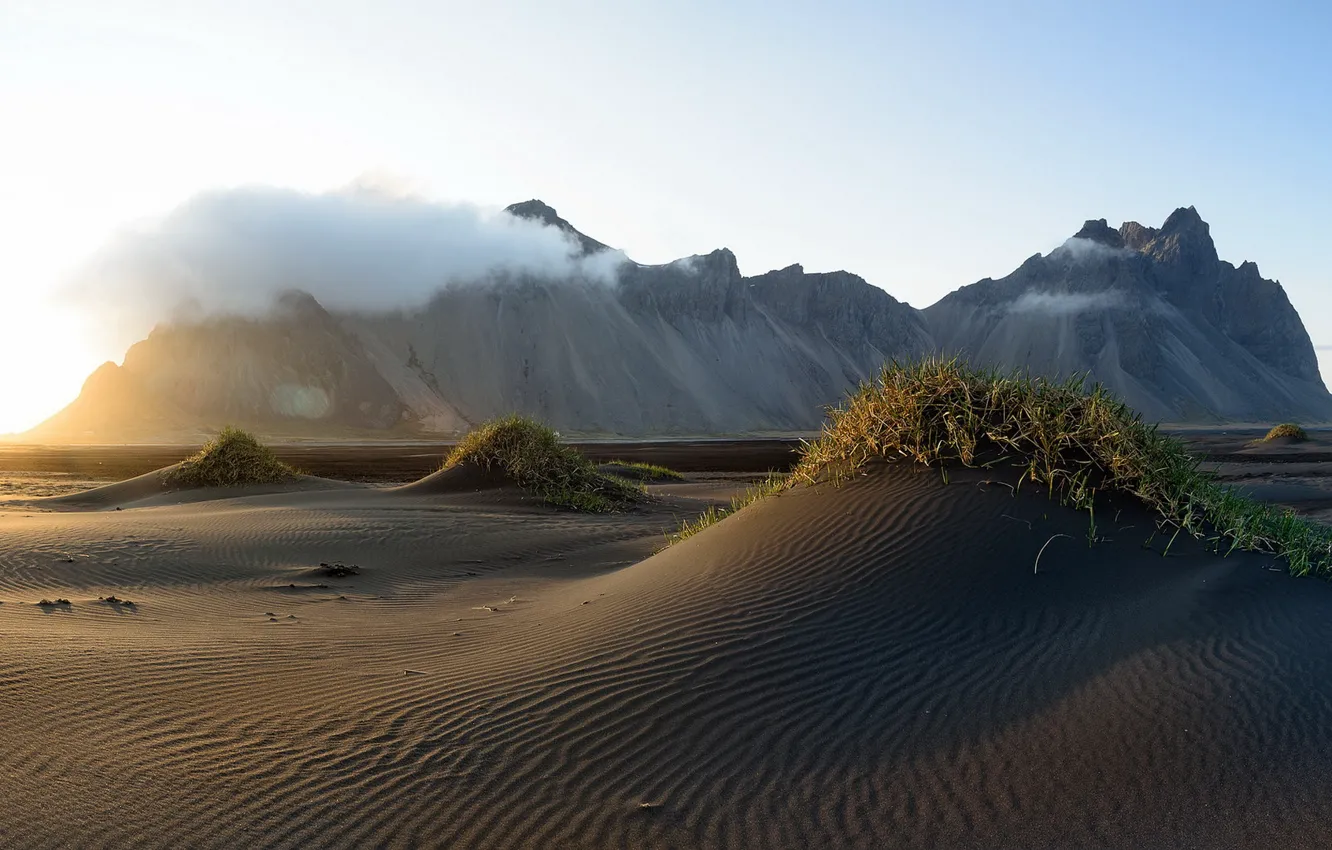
669, 358, 1332, 577
444, 415, 642, 512
1263, 423, 1309, 442
162, 426, 296, 488
600, 461, 685, 482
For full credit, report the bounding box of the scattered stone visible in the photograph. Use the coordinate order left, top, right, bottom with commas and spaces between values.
319, 561, 360, 578
37, 598, 71, 607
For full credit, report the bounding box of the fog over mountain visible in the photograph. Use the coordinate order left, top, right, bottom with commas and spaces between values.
60, 186, 628, 346
25, 197, 1332, 441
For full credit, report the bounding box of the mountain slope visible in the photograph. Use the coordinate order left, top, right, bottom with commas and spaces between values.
105, 291, 418, 437
924, 207, 1331, 422
344, 220, 934, 433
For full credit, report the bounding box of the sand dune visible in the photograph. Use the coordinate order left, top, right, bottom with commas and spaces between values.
34, 464, 355, 512
3, 463, 1332, 848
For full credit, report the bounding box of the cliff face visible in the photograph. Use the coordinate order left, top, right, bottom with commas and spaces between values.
924, 207, 1331, 422
23, 202, 1332, 441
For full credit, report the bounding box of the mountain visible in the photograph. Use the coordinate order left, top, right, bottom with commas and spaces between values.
21, 202, 1332, 442
924, 207, 1331, 423
26, 201, 932, 440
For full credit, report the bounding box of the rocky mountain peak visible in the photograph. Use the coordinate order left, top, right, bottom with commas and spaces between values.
689, 248, 742, 280
1134, 206, 1219, 269
504, 199, 563, 227
1160, 205, 1207, 235
504, 199, 611, 256
1072, 219, 1126, 249
1119, 221, 1158, 251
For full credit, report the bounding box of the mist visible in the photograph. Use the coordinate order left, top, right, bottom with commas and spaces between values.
1007, 290, 1128, 316
61, 184, 629, 337
1052, 236, 1131, 262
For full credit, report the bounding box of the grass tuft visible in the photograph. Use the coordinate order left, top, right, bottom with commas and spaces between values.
445, 415, 643, 512
667, 357, 1332, 576
665, 473, 785, 546
161, 426, 296, 488
1263, 423, 1309, 442
601, 461, 685, 482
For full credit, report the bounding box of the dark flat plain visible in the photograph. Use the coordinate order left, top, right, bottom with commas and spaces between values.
0, 438, 807, 487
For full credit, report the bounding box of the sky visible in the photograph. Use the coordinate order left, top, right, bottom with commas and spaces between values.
1, 0, 1329, 433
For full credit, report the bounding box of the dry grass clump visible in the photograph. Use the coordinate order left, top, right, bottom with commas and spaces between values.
444, 415, 642, 512
670, 358, 1332, 577
1263, 423, 1309, 442
161, 426, 296, 488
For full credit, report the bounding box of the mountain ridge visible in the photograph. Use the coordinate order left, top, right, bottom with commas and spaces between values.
21, 203, 1331, 442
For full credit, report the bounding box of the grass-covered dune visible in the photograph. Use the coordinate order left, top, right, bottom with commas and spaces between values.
1263, 422, 1310, 442
161, 426, 296, 488
440, 414, 643, 512
676, 359, 1332, 577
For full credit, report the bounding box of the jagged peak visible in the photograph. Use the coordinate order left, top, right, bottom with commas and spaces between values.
504, 199, 611, 256
1113, 207, 1217, 266
1119, 220, 1158, 251
1160, 205, 1206, 234
1149, 205, 1218, 267
1072, 219, 1126, 249
705, 247, 741, 278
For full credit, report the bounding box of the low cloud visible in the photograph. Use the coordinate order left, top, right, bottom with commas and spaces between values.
1008, 290, 1129, 316
61, 183, 628, 340
1052, 237, 1131, 262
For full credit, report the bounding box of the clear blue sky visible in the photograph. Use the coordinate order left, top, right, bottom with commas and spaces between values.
1, 0, 1329, 431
